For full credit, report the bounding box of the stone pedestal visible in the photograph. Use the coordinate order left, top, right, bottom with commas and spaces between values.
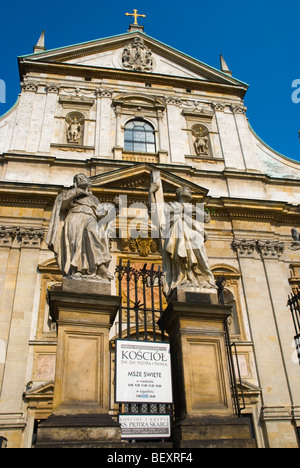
35, 279, 123, 448
163, 293, 255, 448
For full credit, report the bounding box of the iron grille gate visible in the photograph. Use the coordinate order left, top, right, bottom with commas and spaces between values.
114, 260, 173, 430
287, 289, 300, 365
113, 263, 246, 435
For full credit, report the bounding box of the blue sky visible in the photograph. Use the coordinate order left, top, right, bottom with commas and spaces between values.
1, 0, 299, 161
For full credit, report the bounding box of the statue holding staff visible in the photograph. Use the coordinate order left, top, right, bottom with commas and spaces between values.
149, 171, 216, 297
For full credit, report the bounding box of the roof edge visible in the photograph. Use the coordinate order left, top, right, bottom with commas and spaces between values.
19, 30, 247, 88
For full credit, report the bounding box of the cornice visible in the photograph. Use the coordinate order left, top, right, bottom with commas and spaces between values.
18, 59, 247, 98
19, 31, 247, 86
0, 177, 299, 225
3, 152, 300, 187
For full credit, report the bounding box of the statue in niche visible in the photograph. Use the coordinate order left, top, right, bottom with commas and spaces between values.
192, 124, 209, 156
290, 228, 300, 250
149, 172, 216, 297
66, 112, 84, 144
122, 37, 153, 72
46, 173, 120, 280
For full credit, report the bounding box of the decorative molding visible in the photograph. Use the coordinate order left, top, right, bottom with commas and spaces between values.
232, 238, 285, 258
260, 406, 292, 422
256, 240, 285, 258
95, 88, 113, 99
18, 228, 45, 248
165, 97, 183, 106
0, 226, 18, 247
59, 87, 95, 107
232, 239, 256, 256
59, 95, 95, 107
0, 226, 45, 248
231, 105, 247, 114
46, 85, 60, 94
21, 82, 38, 93
211, 102, 226, 112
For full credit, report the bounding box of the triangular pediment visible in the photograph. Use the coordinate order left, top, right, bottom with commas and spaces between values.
24, 381, 54, 399
21, 31, 246, 87
91, 163, 208, 201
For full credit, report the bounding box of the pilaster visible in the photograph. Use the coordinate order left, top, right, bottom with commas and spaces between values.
232, 237, 299, 448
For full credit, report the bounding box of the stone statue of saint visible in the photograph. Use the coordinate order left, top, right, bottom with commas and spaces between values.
290, 228, 300, 251
46, 173, 119, 280
149, 177, 216, 297
66, 114, 84, 144
194, 135, 209, 156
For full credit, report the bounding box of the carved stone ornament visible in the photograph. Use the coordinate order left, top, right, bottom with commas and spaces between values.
191, 124, 209, 156
18, 228, 45, 247
256, 240, 285, 258
46, 85, 60, 94
122, 37, 154, 72
232, 239, 256, 255
232, 238, 284, 258
0, 226, 45, 248
212, 102, 226, 112
129, 236, 158, 257
231, 105, 247, 114
95, 88, 113, 99
21, 82, 38, 92
0, 226, 18, 246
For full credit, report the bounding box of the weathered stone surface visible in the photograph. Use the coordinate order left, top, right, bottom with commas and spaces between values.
62, 276, 111, 296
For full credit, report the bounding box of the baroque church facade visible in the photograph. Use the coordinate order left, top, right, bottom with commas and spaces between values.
1, 20, 300, 448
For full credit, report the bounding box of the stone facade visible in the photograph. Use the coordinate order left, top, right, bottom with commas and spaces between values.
0, 27, 300, 448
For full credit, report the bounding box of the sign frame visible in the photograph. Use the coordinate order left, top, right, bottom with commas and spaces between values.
118, 414, 172, 439
115, 339, 173, 404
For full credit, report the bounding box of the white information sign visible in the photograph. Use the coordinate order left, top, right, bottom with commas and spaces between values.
115, 340, 173, 404
119, 414, 171, 439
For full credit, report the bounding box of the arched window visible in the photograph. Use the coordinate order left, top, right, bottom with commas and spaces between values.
124, 119, 156, 153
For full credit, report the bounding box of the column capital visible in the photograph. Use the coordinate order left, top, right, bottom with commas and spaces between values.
256, 240, 285, 258
0, 226, 18, 247
18, 228, 45, 248
232, 239, 256, 256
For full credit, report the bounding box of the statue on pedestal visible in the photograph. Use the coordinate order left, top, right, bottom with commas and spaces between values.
46, 173, 119, 281
149, 172, 216, 297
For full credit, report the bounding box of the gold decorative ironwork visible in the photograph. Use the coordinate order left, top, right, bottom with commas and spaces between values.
130, 236, 158, 257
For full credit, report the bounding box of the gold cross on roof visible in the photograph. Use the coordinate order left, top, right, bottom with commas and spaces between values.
125, 9, 146, 25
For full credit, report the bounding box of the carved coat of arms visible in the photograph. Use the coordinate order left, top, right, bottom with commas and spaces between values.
122, 37, 154, 72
